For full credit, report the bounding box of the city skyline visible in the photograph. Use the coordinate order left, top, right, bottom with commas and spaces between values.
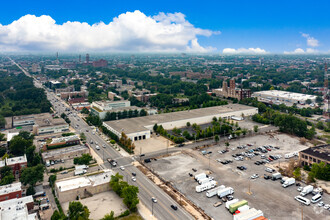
0, 0, 330, 54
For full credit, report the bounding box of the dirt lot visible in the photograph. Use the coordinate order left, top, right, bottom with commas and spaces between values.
134, 134, 174, 155
62, 191, 126, 220
146, 133, 330, 220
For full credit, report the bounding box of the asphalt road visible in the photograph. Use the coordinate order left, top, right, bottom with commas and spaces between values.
10, 58, 193, 220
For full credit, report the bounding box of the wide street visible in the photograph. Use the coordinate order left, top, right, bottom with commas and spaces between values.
10, 58, 193, 220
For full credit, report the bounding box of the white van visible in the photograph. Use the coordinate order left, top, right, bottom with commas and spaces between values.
295, 196, 311, 206
311, 194, 322, 203
95, 145, 100, 150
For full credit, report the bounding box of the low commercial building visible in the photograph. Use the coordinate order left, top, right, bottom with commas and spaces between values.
299, 144, 330, 166
41, 145, 90, 162
5, 113, 69, 136
252, 90, 317, 106
5, 155, 27, 178
42, 134, 80, 151
0, 182, 22, 202
90, 100, 131, 119
55, 170, 113, 203
32, 114, 69, 135
0, 196, 36, 219
103, 104, 258, 142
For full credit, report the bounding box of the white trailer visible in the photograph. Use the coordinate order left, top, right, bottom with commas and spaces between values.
194, 173, 206, 181
217, 187, 234, 198
206, 185, 225, 198
285, 153, 295, 159
75, 165, 89, 170
225, 199, 239, 209
300, 185, 314, 196
199, 178, 211, 185
196, 180, 217, 193
272, 172, 282, 180
238, 205, 250, 212
282, 178, 295, 188
74, 169, 87, 176
233, 208, 263, 220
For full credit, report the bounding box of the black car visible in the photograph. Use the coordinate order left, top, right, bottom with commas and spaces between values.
144, 158, 151, 163
177, 144, 184, 147
171, 205, 178, 210
188, 173, 193, 177
296, 183, 301, 186
132, 172, 136, 176
192, 168, 197, 172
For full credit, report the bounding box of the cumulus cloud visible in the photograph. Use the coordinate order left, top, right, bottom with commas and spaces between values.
301, 33, 319, 47
0, 11, 218, 52
284, 48, 318, 54
222, 47, 267, 54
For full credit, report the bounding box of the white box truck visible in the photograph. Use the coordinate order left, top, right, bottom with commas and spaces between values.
194, 173, 206, 181
282, 177, 295, 188
196, 180, 217, 193
238, 205, 250, 212
217, 187, 234, 198
74, 169, 87, 176
300, 185, 314, 196
225, 199, 239, 209
272, 172, 282, 181
206, 185, 225, 198
199, 177, 214, 185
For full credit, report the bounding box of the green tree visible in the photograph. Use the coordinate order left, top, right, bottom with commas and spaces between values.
101, 211, 115, 220
9, 135, 31, 156
186, 122, 191, 127
153, 124, 158, 132
51, 210, 67, 220
74, 154, 93, 165
110, 173, 123, 194
26, 185, 36, 196
81, 107, 89, 114
0, 166, 15, 186
214, 135, 219, 143
49, 174, 57, 188
20, 164, 44, 186
68, 201, 90, 220
122, 185, 139, 212
80, 132, 86, 141
0, 133, 6, 141
293, 167, 301, 181
253, 125, 259, 133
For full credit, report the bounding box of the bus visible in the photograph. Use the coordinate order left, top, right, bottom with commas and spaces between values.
295, 196, 311, 206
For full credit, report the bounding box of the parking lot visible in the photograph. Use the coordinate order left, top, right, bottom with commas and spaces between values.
146, 133, 330, 220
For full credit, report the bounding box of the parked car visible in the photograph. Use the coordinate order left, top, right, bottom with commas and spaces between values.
297, 187, 303, 192
213, 201, 223, 207
152, 197, 157, 203
131, 177, 136, 182
120, 166, 125, 171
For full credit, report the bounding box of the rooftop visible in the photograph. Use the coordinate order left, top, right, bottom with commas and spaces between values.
0, 196, 35, 220
42, 145, 88, 160
0, 160, 5, 168
300, 144, 330, 162
48, 134, 80, 145
0, 182, 21, 196
253, 90, 317, 100
56, 170, 113, 192
34, 113, 67, 127
5, 155, 27, 166
104, 104, 257, 134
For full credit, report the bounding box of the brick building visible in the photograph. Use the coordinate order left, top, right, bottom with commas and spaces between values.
5, 155, 27, 178
0, 182, 22, 202
299, 145, 330, 166
212, 79, 251, 101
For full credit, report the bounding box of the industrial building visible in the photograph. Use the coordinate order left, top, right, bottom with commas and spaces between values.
5, 113, 69, 136
0, 196, 36, 220
252, 90, 317, 106
90, 100, 130, 119
55, 170, 113, 203
41, 145, 90, 162
299, 144, 329, 166
103, 104, 258, 142
42, 134, 80, 151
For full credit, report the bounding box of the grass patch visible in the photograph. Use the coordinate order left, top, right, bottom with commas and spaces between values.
119, 213, 143, 220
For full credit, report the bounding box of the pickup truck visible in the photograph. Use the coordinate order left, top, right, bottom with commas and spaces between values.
107, 158, 117, 167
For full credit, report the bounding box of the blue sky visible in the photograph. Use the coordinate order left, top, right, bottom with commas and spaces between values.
0, 0, 329, 53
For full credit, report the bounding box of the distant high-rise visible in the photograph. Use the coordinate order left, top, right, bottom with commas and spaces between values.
79, 55, 81, 63
86, 54, 90, 64
56, 52, 58, 59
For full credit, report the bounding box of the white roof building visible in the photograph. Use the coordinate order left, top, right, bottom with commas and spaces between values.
0, 196, 36, 220
5, 155, 27, 166
0, 182, 21, 197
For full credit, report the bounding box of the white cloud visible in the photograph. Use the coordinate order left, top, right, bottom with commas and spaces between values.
0, 11, 218, 52
222, 47, 267, 54
301, 33, 319, 47
284, 48, 318, 54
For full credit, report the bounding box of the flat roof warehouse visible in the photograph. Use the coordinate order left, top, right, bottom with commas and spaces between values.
103, 104, 258, 141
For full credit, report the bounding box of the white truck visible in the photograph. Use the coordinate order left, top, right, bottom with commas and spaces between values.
217, 187, 234, 198
226, 199, 239, 209
272, 172, 282, 181
206, 185, 225, 198
312, 187, 323, 195
282, 177, 295, 188
300, 185, 314, 196
74, 169, 87, 176
199, 178, 211, 185
238, 205, 250, 212
75, 165, 89, 170
194, 173, 207, 181
195, 180, 217, 193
